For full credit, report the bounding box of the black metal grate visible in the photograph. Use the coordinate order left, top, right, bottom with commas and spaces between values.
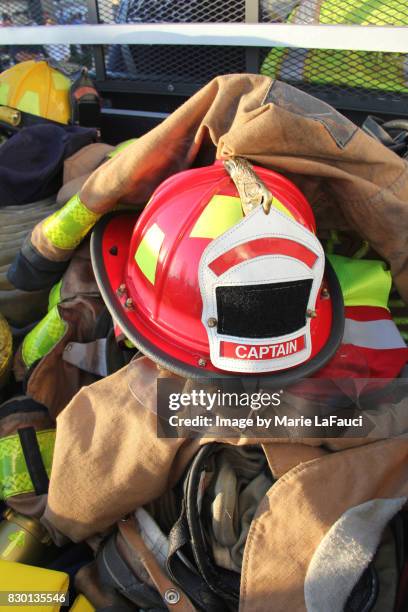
260, 0, 408, 25
98, 0, 246, 24
0, 0, 408, 115
0, 0, 89, 25
99, 0, 248, 86
0, 0, 91, 71
105, 44, 246, 84
259, 0, 408, 108
260, 48, 408, 95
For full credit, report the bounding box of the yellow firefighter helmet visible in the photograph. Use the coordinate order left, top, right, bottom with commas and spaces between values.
0, 60, 71, 125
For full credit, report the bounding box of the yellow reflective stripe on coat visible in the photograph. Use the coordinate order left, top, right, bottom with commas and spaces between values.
47, 279, 63, 311
43, 194, 101, 250
0, 430, 55, 500
107, 138, 138, 159
22, 306, 67, 368
328, 254, 392, 309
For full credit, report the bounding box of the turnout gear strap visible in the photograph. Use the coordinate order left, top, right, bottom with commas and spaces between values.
18, 428, 51, 496
43, 194, 101, 251
118, 516, 197, 612
0, 429, 55, 500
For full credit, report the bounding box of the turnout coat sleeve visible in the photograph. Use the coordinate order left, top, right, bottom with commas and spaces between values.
43, 363, 198, 542
26, 74, 408, 300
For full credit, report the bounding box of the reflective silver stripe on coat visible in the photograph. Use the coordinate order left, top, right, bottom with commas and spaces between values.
343, 318, 407, 350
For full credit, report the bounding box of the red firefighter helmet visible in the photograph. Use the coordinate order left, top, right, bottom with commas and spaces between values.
91, 159, 344, 383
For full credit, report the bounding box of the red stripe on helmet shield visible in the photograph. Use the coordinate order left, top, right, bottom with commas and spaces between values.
209, 237, 318, 276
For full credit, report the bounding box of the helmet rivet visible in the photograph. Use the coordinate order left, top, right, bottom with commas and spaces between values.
321, 288, 330, 299
109, 246, 118, 256
164, 589, 180, 605
207, 317, 217, 328
125, 298, 134, 309
117, 284, 126, 295
198, 358, 207, 367
306, 309, 317, 318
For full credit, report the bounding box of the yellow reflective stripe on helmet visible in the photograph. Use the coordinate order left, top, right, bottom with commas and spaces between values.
0, 430, 55, 500
43, 194, 101, 250
51, 71, 70, 91
17, 91, 40, 117
0, 83, 10, 106
134, 223, 165, 285
190, 194, 295, 240
22, 306, 67, 368
190, 195, 243, 239
271, 196, 295, 221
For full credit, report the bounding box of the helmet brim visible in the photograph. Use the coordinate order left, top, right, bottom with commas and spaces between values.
91, 211, 345, 384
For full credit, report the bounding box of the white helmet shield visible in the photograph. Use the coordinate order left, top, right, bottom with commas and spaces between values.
199, 205, 325, 374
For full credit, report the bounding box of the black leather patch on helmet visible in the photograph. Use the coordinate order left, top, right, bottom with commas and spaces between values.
216, 279, 313, 339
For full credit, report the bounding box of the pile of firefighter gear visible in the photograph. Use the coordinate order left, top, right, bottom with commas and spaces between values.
0, 60, 408, 612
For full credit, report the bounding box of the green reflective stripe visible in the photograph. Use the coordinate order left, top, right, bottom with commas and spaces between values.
328, 254, 392, 309
134, 223, 165, 285
51, 71, 70, 91
190, 195, 243, 239
43, 194, 101, 250
0, 430, 55, 500
22, 306, 67, 368
0, 83, 10, 106
17, 91, 40, 117
47, 279, 63, 311
107, 138, 138, 159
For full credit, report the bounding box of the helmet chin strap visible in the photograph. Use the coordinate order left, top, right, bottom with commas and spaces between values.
223, 157, 273, 216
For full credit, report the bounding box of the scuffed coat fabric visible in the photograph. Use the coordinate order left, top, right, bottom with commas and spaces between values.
56, 143, 115, 205
17, 74, 408, 301
43, 359, 408, 611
